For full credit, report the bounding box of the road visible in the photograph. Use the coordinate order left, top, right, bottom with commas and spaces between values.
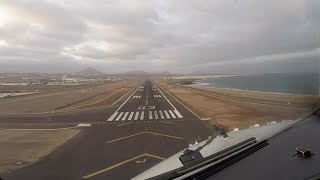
1, 79, 215, 180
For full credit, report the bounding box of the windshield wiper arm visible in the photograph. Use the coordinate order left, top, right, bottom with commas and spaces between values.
179, 128, 229, 166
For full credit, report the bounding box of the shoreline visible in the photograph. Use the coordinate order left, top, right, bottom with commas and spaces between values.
160, 79, 314, 130
183, 76, 319, 97
191, 85, 318, 97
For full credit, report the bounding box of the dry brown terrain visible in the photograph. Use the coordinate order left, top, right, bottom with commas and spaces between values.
0, 80, 140, 114
158, 80, 315, 130
0, 129, 80, 174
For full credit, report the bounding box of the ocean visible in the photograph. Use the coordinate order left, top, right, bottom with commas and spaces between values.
194, 73, 319, 95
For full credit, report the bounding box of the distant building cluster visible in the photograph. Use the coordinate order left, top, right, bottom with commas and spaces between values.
0, 82, 29, 86
0, 73, 120, 86
46, 76, 119, 85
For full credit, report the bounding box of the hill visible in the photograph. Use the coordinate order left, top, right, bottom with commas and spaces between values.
77, 67, 103, 75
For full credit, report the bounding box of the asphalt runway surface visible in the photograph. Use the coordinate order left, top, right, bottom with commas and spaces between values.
1, 79, 215, 180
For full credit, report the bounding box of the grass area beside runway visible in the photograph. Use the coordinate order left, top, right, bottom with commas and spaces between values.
157, 79, 314, 130
0, 80, 140, 114
0, 129, 80, 174
54, 89, 129, 110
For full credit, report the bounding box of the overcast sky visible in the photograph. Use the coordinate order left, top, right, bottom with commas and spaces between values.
0, 0, 319, 74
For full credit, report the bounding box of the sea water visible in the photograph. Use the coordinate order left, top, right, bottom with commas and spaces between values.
194, 73, 319, 95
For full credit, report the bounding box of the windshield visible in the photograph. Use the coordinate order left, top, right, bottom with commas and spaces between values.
0, 0, 319, 180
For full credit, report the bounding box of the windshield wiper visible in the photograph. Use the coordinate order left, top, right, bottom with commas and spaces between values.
148, 136, 268, 180
179, 128, 229, 166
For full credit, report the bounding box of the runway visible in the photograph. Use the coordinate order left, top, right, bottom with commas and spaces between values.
1, 79, 215, 180
107, 80, 184, 122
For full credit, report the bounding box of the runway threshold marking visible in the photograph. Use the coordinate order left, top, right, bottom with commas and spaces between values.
152, 81, 185, 118
107, 82, 144, 121
105, 131, 183, 144
82, 153, 165, 179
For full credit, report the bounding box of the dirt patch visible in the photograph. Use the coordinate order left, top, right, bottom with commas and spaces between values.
0, 129, 80, 174
159, 81, 313, 130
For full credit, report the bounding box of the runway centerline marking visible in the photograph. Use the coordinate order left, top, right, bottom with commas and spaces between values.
105, 131, 183, 144
82, 153, 165, 179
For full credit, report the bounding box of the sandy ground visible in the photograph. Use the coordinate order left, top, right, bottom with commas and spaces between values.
159, 80, 314, 130
0, 129, 80, 174
0, 81, 140, 113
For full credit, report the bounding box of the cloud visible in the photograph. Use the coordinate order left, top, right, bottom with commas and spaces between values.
0, 0, 319, 73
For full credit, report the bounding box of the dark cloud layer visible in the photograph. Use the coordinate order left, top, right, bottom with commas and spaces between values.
0, 0, 319, 73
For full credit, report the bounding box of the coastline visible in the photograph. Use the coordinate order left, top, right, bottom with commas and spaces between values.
187, 76, 319, 97
160, 79, 315, 130
192, 85, 318, 97
169, 78, 319, 109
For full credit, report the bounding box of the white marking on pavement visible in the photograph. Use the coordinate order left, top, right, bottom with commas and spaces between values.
107, 82, 143, 121
107, 112, 118, 121
154, 111, 159, 119
134, 112, 140, 120
128, 112, 134, 120
116, 112, 123, 121
159, 111, 164, 119
122, 112, 129, 121
164, 110, 170, 119
149, 111, 153, 120
169, 110, 176, 119
152, 81, 177, 110
174, 110, 183, 118
140, 111, 144, 120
